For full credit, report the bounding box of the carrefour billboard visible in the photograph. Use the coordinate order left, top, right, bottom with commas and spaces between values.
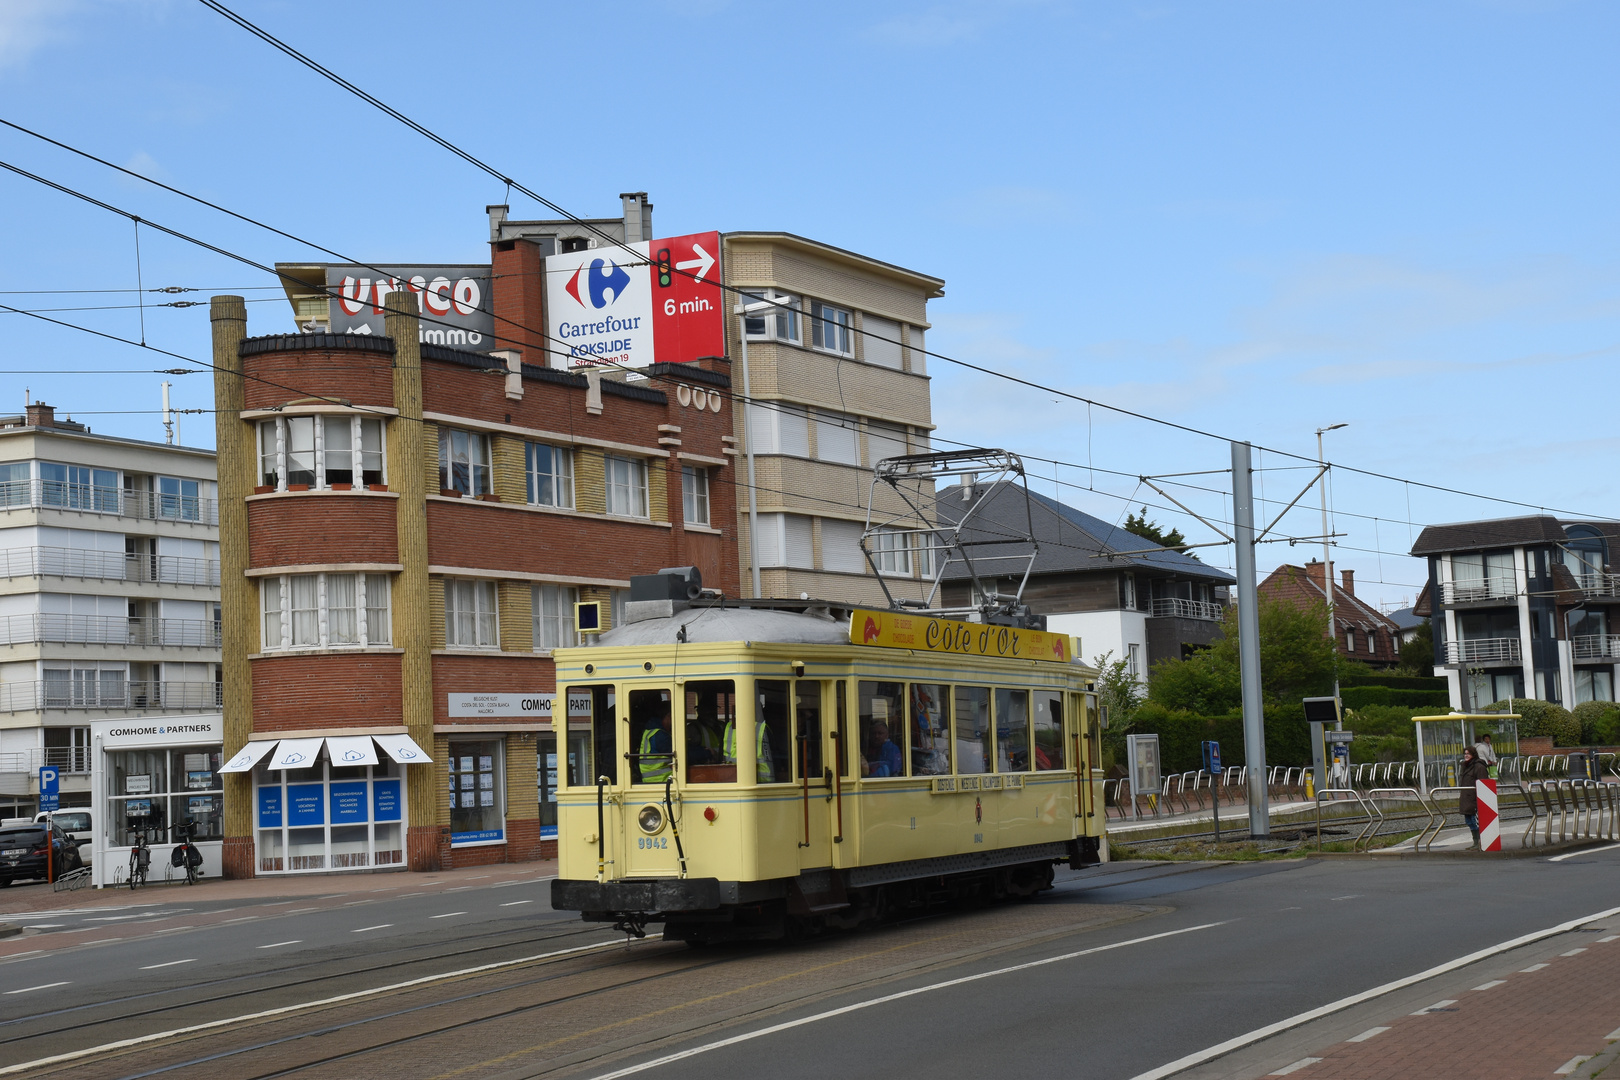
325, 264, 494, 348
545, 231, 723, 368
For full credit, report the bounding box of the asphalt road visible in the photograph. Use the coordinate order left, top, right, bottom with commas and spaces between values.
3, 847, 1618, 1079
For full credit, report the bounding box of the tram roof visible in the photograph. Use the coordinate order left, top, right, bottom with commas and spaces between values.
596, 604, 852, 648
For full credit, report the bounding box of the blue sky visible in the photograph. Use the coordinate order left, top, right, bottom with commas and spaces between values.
1, 0, 1616, 609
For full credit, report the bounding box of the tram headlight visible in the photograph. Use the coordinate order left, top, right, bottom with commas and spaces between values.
637, 805, 665, 834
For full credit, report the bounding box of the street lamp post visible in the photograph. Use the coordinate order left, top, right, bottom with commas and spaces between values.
1317, 423, 1348, 728
736, 297, 786, 600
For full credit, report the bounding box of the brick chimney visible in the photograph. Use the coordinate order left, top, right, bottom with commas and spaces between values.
25, 402, 54, 428
1340, 569, 1355, 597
1304, 560, 1329, 590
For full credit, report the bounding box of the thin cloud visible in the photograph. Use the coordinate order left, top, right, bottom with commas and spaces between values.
0, 0, 79, 71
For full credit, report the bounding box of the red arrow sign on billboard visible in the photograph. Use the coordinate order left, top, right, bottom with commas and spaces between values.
651, 231, 724, 365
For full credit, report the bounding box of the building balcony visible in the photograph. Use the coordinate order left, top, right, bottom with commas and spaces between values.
1444, 637, 1522, 665
1148, 597, 1223, 621
0, 746, 91, 776
1571, 634, 1620, 661
0, 546, 220, 587
0, 480, 217, 527
1577, 574, 1620, 600
0, 679, 221, 713
0, 613, 221, 649
1440, 578, 1516, 605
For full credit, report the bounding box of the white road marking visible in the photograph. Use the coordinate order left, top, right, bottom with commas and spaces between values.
140, 959, 196, 970
79, 939, 116, 945
500, 900, 533, 907
4, 982, 68, 995
0, 935, 652, 1077
153, 926, 193, 933
1412, 999, 1457, 1015
585, 923, 1225, 1080
1521, 963, 1550, 972
1471, 980, 1506, 991
352, 924, 392, 933
430, 912, 466, 919
22, 924, 64, 929
1598, 935, 1619, 943
446, 886, 474, 892
1607, 1026, 1620, 1041
1548, 843, 1620, 862
1122, 903, 1620, 1080
256, 940, 301, 949
284, 908, 318, 914
1555, 1056, 1592, 1075
1330, 895, 1359, 900
1560, 948, 1587, 956
1269, 1059, 1321, 1076
1346, 1027, 1389, 1042
224, 916, 258, 923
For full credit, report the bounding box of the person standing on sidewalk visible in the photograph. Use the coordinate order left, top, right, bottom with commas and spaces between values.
1474, 731, 1499, 779
1458, 746, 1491, 849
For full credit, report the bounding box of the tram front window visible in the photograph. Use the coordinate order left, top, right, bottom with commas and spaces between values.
795, 681, 823, 780
565, 685, 617, 787
996, 688, 1031, 771
955, 686, 991, 774
859, 681, 905, 778
683, 680, 737, 784
753, 681, 793, 783
910, 683, 950, 775
628, 688, 674, 785
1033, 691, 1065, 770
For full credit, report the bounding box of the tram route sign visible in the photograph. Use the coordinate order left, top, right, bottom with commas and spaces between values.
850, 607, 1077, 665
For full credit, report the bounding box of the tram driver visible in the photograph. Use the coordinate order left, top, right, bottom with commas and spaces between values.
722, 716, 777, 783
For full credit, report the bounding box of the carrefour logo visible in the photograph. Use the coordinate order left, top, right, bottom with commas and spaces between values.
564, 258, 632, 309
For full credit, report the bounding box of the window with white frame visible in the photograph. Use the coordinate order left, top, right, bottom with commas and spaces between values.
1127, 643, 1142, 679
438, 427, 492, 496
257, 416, 384, 490
604, 455, 648, 518
741, 291, 800, 343
682, 466, 709, 526
810, 301, 852, 355
814, 410, 860, 465
533, 584, 579, 651
445, 579, 499, 648
525, 442, 574, 508
260, 573, 391, 651
755, 513, 815, 569
611, 588, 629, 630
871, 527, 912, 575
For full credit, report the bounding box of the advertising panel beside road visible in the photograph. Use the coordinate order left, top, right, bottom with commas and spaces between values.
545, 231, 722, 367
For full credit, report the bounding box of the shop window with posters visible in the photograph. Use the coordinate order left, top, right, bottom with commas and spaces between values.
449, 740, 504, 845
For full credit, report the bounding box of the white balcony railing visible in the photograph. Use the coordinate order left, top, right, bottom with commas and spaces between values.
0, 546, 220, 587
0, 679, 221, 713
0, 480, 217, 526
1572, 634, 1620, 661
0, 613, 221, 648
1578, 574, 1620, 599
1441, 577, 1517, 604
0, 746, 92, 775
1445, 637, 1522, 665
1149, 597, 1224, 621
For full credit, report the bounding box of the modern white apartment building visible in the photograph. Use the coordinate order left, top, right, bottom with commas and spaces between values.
0, 403, 220, 818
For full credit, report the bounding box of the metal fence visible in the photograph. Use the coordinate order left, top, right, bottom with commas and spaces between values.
0, 613, 220, 648
0, 746, 92, 775
0, 679, 221, 713
0, 480, 217, 526
0, 546, 219, 587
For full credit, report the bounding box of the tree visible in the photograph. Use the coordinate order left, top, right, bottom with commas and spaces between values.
1122, 507, 1186, 550
1092, 650, 1144, 731
1398, 619, 1434, 673
1146, 594, 1337, 712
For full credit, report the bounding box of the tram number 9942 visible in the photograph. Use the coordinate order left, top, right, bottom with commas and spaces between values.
636, 836, 669, 850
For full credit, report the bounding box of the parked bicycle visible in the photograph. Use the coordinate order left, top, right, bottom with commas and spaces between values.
171, 819, 203, 885
128, 824, 151, 889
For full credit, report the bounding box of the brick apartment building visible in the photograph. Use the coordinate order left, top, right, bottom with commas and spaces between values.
1259, 561, 1403, 669
210, 291, 736, 877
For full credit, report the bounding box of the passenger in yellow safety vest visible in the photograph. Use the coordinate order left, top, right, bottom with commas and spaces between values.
722, 719, 775, 782
638, 707, 673, 783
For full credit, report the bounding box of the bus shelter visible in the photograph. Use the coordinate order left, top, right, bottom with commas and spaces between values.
1414, 713, 1519, 795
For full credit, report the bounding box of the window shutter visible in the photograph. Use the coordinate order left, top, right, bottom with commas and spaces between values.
820, 518, 866, 573
862, 315, 903, 369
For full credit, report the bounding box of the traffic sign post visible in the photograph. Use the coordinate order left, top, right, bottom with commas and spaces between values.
1202, 741, 1222, 842
38, 765, 59, 813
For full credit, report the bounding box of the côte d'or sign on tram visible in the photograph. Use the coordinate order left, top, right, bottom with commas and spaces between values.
549, 579, 1107, 945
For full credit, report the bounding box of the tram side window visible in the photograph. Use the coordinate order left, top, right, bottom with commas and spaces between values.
910, 683, 951, 776
1033, 691, 1065, 770
565, 685, 618, 787
628, 688, 674, 784
683, 680, 736, 784
795, 681, 823, 780
996, 688, 1031, 772
858, 681, 906, 778
955, 686, 991, 774
750, 681, 793, 783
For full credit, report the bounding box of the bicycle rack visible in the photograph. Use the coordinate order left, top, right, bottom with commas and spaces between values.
52, 866, 91, 892
1314, 788, 1379, 851
1361, 787, 1437, 851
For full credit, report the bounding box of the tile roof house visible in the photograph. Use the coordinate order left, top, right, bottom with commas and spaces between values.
934, 482, 1235, 682
1259, 562, 1402, 668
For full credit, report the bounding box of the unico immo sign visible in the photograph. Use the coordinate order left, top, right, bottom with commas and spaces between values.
325, 264, 495, 346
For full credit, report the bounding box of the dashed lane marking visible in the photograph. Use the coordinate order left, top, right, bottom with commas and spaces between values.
1598, 935, 1619, 943
4, 982, 68, 995
256, 940, 301, 949
1549, 843, 1620, 863
1471, 980, 1506, 990
1346, 1027, 1389, 1042
1269, 1059, 1321, 1076
1555, 1056, 1592, 1076
352, 925, 392, 933
140, 959, 196, 970
430, 912, 467, 919
500, 901, 533, 907
1412, 999, 1457, 1015
1560, 948, 1587, 956
1520, 963, 1549, 972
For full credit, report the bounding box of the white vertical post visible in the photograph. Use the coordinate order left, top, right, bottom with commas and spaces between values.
1232, 441, 1270, 836
738, 325, 761, 600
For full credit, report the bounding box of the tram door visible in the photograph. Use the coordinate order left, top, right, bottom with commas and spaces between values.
793, 679, 834, 869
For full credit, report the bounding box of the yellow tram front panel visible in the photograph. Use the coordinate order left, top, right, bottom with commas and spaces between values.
551, 631, 1102, 896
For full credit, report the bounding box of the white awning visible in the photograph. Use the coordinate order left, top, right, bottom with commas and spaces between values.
220, 740, 278, 774
372, 732, 433, 764
267, 737, 324, 770
325, 735, 379, 767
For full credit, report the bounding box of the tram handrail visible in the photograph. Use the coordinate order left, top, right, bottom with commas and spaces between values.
830, 729, 844, 843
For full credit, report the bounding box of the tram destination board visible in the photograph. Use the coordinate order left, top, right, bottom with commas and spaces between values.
851, 607, 1076, 664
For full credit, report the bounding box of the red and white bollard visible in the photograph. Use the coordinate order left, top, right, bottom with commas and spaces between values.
1477, 777, 1501, 851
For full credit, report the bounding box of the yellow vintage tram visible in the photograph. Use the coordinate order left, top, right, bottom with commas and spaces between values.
549, 589, 1106, 943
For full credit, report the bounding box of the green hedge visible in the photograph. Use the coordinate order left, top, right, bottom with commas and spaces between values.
1340, 672, 1447, 692
1340, 685, 1451, 709
1128, 702, 1312, 772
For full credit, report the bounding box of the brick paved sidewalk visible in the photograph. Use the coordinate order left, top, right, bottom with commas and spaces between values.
1264, 930, 1620, 1079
